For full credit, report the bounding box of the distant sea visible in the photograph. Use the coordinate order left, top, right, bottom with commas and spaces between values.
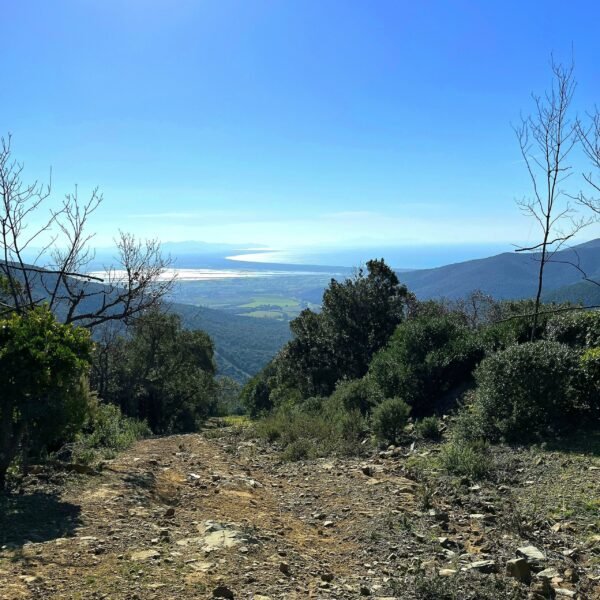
82, 242, 515, 280
227, 244, 514, 270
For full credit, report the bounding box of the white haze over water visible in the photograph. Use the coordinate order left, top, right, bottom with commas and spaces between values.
227, 243, 515, 270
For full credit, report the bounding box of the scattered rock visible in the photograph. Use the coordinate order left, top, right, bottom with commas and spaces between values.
506, 557, 531, 583
279, 562, 291, 576
554, 589, 576, 598
536, 567, 560, 580
465, 560, 496, 574
517, 545, 546, 569
428, 509, 449, 523
130, 549, 160, 561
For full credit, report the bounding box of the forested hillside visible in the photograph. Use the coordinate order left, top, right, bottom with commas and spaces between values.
171, 302, 291, 380
402, 239, 600, 300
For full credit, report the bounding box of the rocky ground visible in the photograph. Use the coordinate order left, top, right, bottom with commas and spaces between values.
0, 423, 599, 599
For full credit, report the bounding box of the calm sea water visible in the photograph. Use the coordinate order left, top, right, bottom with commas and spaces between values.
227, 244, 513, 270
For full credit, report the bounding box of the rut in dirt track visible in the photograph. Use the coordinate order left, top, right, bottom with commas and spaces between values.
0, 429, 419, 599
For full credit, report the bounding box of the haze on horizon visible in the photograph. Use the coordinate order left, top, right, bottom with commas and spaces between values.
2, 0, 600, 254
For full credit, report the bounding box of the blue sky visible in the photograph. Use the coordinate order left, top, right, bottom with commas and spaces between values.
2, 0, 600, 252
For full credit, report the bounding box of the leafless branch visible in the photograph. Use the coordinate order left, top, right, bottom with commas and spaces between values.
0, 134, 174, 329
513, 57, 587, 340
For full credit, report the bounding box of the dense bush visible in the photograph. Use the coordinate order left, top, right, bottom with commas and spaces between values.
92, 310, 217, 434
71, 401, 150, 464
369, 315, 483, 416
328, 377, 384, 415
241, 373, 273, 417
578, 347, 600, 422
254, 398, 367, 460
274, 260, 413, 398
474, 341, 580, 442
372, 397, 411, 444
0, 308, 93, 488
415, 416, 443, 440
545, 310, 600, 348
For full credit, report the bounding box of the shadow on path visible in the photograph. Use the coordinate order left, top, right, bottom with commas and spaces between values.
0, 491, 81, 549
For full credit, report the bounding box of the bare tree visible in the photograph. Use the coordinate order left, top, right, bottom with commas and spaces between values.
514, 58, 588, 340
578, 108, 600, 212
0, 134, 174, 327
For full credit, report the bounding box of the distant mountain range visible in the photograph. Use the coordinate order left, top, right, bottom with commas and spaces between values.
400, 239, 600, 301
6, 238, 600, 383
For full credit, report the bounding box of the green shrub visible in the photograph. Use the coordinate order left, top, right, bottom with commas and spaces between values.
450, 398, 489, 443
92, 310, 217, 434
545, 310, 600, 348
255, 399, 367, 460
369, 316, 482, 416
372, 397, 411, 444
254, 411, 287, 443
240, 373, 273, 417
329, 377, 383, 414
439, 440, 492, 480
475, 341, 580, 442
281, 438, 315, 462
0, 308, 93, 488
415, 416, 442, 440
72, 401, 150, 464
578, 347, 600, 422
334, 408, 367, 455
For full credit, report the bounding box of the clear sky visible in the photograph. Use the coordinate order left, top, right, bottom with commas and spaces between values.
2, 0, 600, 251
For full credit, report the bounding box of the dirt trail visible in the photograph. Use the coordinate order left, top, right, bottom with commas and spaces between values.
0, 429, 419, 599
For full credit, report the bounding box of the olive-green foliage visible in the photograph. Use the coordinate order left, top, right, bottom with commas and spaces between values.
545, 310, 600, 348
478, 298, 559, 352
92, 310, 217, 434
369, 315, 483, 416
0, 307, 93, 487
439, 440, 492, 480
474, 341, 580, 442
255, 398, 367, 460
274, 259, 412, 398
415, 416, 443, 440
240, 374, 273, 417
240, 360, 280, 417
328, 377, 384, 415
371, 397, 411, 444
578, 347, 600, 423
72, 400, 150, 464
214, 377, 244, 416
450, 395, 489, 443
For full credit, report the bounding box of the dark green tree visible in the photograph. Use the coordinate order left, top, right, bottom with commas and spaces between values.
275, 259, 412, 397
91, 310, 217, 433
0, 307, 92, 488
369, 314, 482, 416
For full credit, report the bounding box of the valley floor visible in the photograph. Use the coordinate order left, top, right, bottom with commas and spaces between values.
0, 425, 599, 599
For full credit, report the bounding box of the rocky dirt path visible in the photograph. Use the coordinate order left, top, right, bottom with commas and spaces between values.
1, 427, 599, 599
0, 429, 419, 599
